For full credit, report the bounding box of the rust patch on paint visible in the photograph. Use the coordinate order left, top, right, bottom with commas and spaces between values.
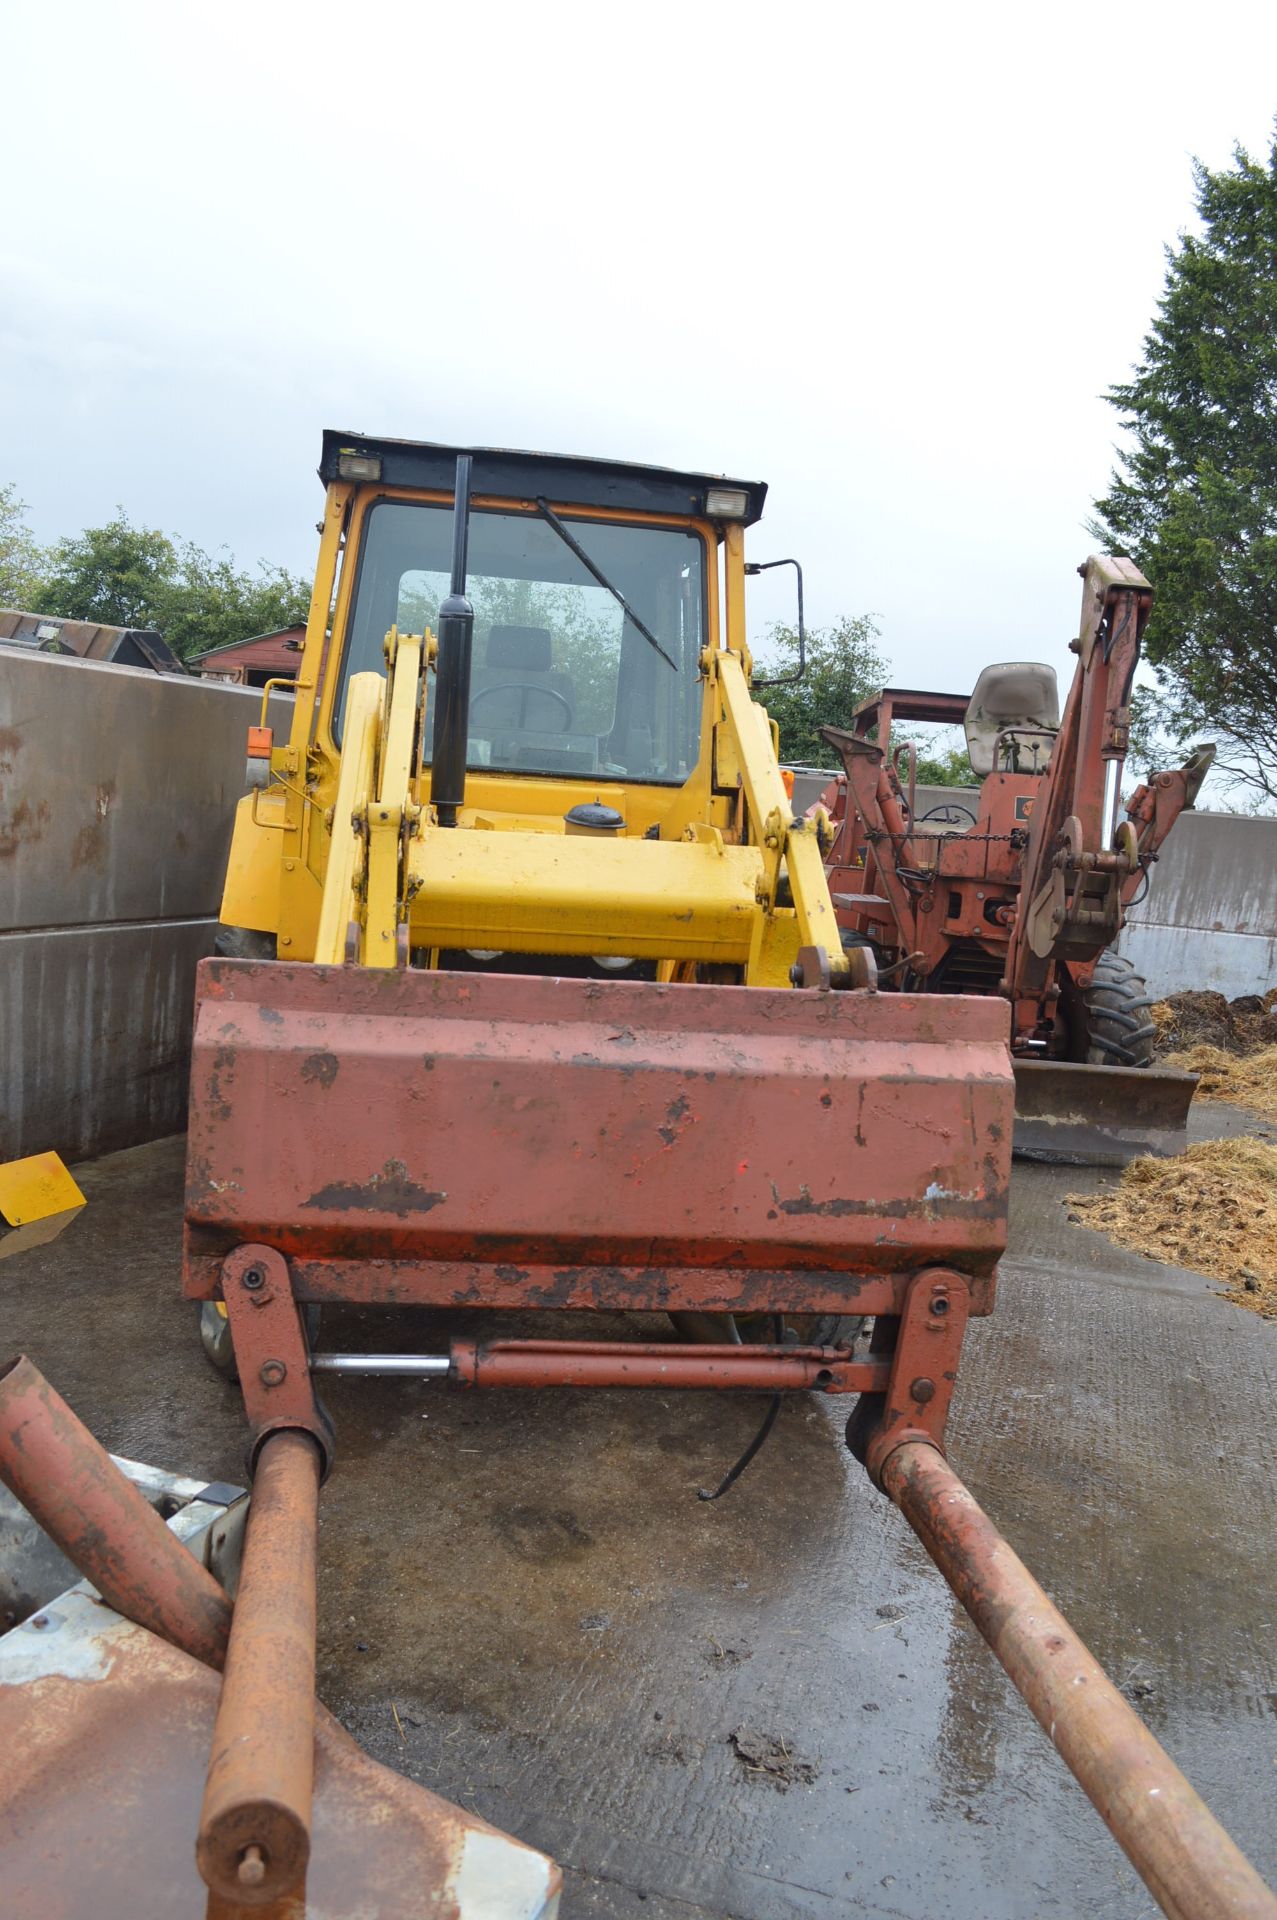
70, 822, 102, 871
303, 1159, 446, 1216
0, 798, 51, 858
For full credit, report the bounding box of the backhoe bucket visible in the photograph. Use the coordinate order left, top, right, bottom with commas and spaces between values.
185, 960, 1013, 1315
1012, 1060, 1198, 1166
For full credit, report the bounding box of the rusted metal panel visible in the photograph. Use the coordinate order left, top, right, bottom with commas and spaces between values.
269, 1255, 998, 1317
884, 1441, 1277, 1920
0, 1393, 561, 1917
0, 608, 180, 671
185, 960, 1013, 1303
1012, 1058, 1198, 1165
0, 1599, 561, 1920
198, 1432, 321, 1905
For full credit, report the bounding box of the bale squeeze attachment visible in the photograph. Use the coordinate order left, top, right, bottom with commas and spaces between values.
184, 955, 1013, 1479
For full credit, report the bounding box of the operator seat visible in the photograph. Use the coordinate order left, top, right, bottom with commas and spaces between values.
964, 662, 1059, 776
469, 625, 575, 732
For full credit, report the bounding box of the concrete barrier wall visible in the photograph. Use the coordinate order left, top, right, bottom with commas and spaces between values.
1118, 811, 1277, 999
0, 651, 289, 1162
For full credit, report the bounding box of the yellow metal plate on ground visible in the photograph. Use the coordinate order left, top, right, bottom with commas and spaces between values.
0, 1152, 86, 1228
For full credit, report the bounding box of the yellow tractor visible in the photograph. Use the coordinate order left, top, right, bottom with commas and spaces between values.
187, 430, 1010, 1466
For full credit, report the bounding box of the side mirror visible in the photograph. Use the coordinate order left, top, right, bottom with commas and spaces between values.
746, 558, 806, 688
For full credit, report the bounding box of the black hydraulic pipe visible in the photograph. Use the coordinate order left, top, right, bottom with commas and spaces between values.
430, 454, 475, 827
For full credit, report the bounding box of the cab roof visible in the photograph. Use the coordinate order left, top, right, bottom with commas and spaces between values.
320, 429, 767, 527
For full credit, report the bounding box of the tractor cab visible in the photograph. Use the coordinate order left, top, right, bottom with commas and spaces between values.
307, 432, 773, 821
216, 429, 848, 986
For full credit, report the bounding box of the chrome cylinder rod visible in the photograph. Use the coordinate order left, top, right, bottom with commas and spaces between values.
310, 1353, 451, 1377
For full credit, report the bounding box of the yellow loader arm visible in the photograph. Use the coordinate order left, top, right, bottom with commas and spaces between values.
315, 625, 848, 986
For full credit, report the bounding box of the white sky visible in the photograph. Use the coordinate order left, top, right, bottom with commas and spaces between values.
4, 0, 1276, 717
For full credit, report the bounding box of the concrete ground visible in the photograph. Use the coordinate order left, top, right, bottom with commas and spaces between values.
5, 1114, 1276, 1919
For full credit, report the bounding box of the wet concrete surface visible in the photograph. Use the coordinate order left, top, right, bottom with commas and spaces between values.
3, 1114, 1276, 1918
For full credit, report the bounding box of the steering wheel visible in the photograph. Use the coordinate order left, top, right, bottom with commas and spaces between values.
919, 802, 977, 827
469, 682, 573, 731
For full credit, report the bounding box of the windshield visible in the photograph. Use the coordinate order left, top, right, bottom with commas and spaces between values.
337, 500, 706, 783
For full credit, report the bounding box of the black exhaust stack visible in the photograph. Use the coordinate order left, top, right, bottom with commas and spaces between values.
430, 453, 475, 827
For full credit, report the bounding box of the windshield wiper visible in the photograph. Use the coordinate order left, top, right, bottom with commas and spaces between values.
535, 497, 678, 671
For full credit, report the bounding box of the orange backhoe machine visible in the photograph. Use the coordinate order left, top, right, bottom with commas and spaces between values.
815, 557, 1213, 1161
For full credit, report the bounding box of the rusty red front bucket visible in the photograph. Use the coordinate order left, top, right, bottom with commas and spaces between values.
184, 961, 1012, 1317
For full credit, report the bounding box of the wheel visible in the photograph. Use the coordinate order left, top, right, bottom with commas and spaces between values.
199, 1300, 237, 1376
796, 1314, 865, 1348
1073, 949, 1158, 1067
668, 1311, 739, 1344
667, 1312, 863, 1347
198, 1301, 322, 1380
844, 1314, 894, 1467
213, 925, 277, 961
844, 1391, 883, 1468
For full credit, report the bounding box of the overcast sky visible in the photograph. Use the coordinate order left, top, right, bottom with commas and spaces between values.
4, 1, 1277, 718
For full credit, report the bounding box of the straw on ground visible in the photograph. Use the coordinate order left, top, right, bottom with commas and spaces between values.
1070, 1136, 1277, 1320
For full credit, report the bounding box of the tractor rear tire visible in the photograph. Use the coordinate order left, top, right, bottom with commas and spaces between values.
1075, 949, 1158, 1068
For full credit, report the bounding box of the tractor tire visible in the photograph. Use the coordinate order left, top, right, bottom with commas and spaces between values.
1074, 949, 1158, 1068
799, 1314, 866, 1349
668, 1311, 864, 1348
212, 925, 277, 962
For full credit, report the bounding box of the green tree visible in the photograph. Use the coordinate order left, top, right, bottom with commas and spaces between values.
29, 509, 309, 659
907, 739, 976, 787
1092, 132, 1277, 801
0, 484, 47, 608
755, 614, 888, 764
31, 511, 177, 629
155, 544, 310, 659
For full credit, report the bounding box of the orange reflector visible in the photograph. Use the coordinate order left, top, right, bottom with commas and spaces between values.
781, 768, 795, 799
247, 725, 274, 760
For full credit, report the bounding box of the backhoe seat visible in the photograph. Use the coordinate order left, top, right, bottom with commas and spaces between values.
964, 661, 1059, 777
469, 624, 575, 732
